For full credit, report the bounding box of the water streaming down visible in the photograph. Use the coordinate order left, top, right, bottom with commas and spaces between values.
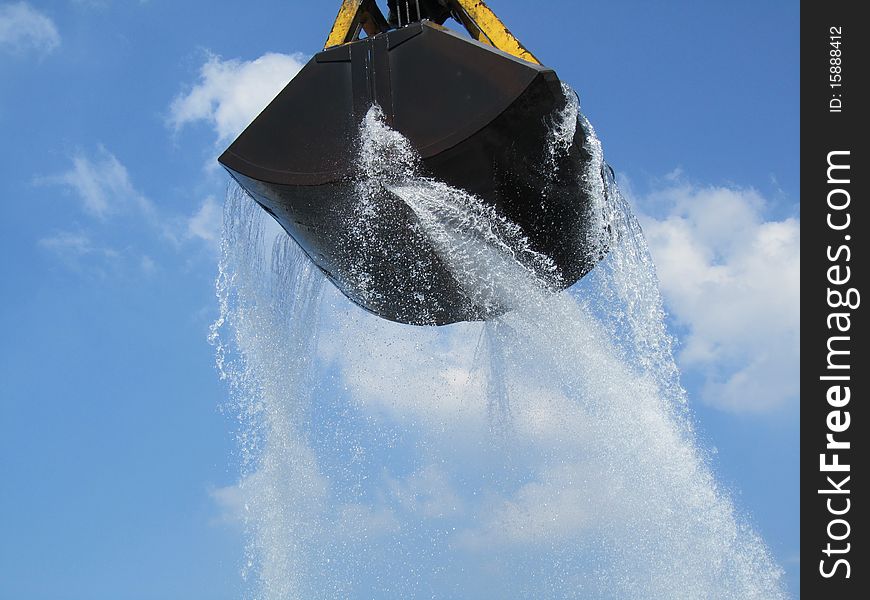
211, 86, 788, 598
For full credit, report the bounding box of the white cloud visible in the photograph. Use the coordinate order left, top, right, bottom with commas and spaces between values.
169, 52, 307, 144
0, 2, 60, 56
71, 0, 150, 7
39, 147, 153, 220
36, 146, 220, 275
38, 230, 121, 273
318, 311, 490, 436
209, 484, 247, 528
388, 465, 463, 519
335, 503, 401, 538
187, 195, 223, 245
38, 231, 116, 257
38, 231, 162, 276
140, 254, 157, 274
71, 0, 110, 8
634, 179, 799, 413
457, 463, 598, 548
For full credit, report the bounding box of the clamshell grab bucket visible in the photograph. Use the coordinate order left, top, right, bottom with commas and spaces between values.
219, 2, 603, 325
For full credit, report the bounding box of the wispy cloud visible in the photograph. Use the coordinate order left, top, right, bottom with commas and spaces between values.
388, 465, 464, 519
169, 52, 307, 144
457, 463, 598, 549
187, 195, 223, 247
38, 230, 117, 258
140, 254, 157, 274
71, 0, 151, 7
37, 230, 121, 273
38, 146, 153, 220
630, 177, 799, 413
38, 229, 160, 276
209, 484, 247, 528
70, 0, 110, 8
0, 2, 60, 56
318, 311, 489, 432
35, 145, 223, 277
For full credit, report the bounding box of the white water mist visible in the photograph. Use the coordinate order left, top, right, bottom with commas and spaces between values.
212, 90, 787, 598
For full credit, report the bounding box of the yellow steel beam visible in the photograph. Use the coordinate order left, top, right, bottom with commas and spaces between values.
450, 8, 492, 47
325, 0, 364, 48
450, 0, 540, 64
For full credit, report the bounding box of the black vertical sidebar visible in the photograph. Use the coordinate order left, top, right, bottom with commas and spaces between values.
801, 1, 866, 598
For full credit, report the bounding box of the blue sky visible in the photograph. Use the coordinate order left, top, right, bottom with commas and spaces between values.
1, 1, 798, 598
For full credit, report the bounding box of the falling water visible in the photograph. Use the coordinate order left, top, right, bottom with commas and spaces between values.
211, 87, 788, 599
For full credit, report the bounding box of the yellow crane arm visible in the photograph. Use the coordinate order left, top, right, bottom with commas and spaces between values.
325, 0, 390, 48
324, 0, 540, 65
450, 0, 540, 65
